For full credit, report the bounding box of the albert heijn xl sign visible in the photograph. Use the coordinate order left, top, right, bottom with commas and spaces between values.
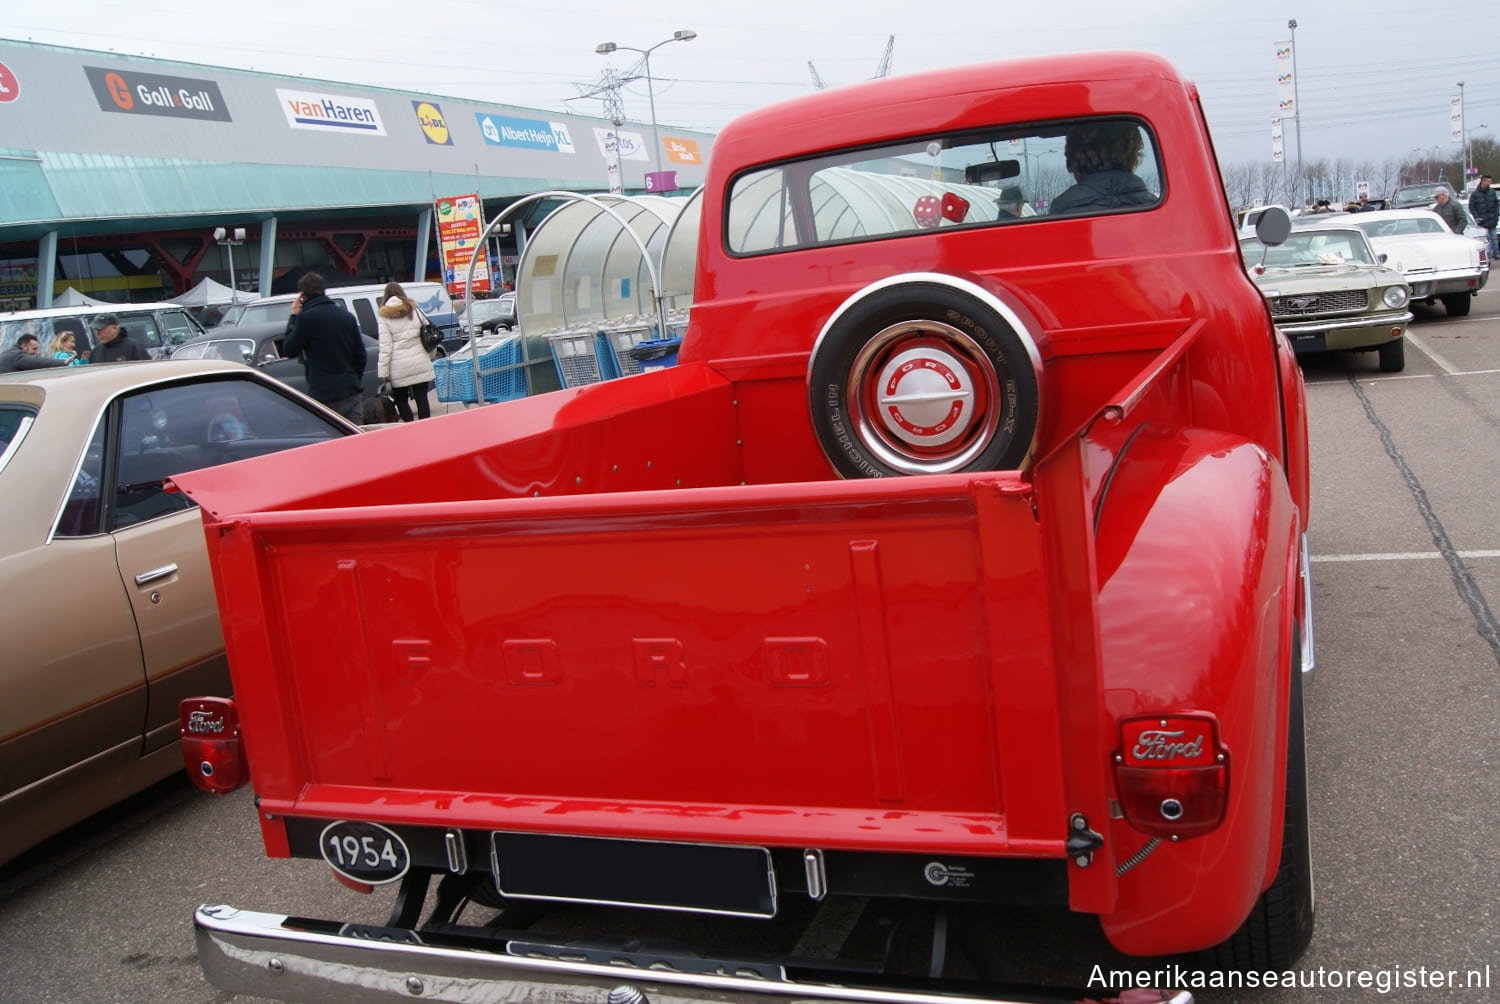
84, 66, 231, 122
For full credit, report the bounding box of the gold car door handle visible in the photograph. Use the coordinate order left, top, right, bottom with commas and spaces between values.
133, 563, 179, 586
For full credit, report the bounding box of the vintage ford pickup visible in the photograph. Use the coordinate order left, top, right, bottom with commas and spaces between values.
171, 51, 1313, 1004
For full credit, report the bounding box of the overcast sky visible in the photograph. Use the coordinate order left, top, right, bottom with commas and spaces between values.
3, 0, 1496, 172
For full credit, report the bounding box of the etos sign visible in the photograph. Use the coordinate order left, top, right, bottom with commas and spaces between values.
84, 66, 231, 122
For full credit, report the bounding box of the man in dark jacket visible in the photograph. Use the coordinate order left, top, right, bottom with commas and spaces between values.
1469, 174, 1498, 256
1047, 121, 1158, 216
89, 314, 150, 363
1431, 190, 1470, 234
0, 334, 69, 373
282, 271, 366, 422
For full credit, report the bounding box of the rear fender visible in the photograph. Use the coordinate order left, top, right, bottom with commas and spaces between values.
1090, 423, 1298, 956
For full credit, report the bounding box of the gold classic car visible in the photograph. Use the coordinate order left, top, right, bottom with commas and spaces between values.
0, 359, 358, 866
1240, 222, 1413, 371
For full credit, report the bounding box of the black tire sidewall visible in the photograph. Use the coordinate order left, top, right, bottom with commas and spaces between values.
808, 282, 1040, 478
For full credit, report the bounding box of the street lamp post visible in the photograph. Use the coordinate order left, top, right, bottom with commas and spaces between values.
594, 29, 697, 180
213, 226, 245, 293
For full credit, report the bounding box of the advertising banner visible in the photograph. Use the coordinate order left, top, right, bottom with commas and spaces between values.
1271, 118, 1284, 163
86, 66, 231, 121
434, 194, 491, 297
663, 136, 702, 165
476, 114, 576, 153
1274, 42, 1295, 119
277, 88, 385, 135
592, 127, 650, 162
1450, 95, 1464, 144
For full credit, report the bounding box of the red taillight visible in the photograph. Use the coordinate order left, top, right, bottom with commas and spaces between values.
1114, 715, 1227, 839
178, 697, 248, 794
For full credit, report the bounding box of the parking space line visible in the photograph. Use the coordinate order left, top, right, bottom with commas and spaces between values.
1313, 550, 1500, 563
1403, 330, 1460, 375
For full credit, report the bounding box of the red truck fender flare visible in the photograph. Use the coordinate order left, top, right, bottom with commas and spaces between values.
805, 272, 1045, 477
1087, 424, 1301, 955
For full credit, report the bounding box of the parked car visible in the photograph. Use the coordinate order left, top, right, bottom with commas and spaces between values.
0, 302, 206, 360
218, 282, 458, 341
1343, 208, 1490, 316
1390, 181, 1457, 209
169, 321, 396, 424
1241, 218, 1412, 371
0, 359, 359, 866
458, 294, 515, 334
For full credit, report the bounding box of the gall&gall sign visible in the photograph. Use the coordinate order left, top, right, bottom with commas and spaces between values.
84, 66, 231, 121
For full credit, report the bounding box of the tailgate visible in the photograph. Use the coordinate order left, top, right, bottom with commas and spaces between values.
201, 473, 1071, 856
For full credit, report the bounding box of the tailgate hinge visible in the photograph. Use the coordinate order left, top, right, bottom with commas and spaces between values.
1066, 813, 1103, 867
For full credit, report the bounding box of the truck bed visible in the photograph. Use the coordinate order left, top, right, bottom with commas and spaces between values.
175, 365, 1071, 857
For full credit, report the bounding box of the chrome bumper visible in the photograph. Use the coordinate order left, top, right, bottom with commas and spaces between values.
194, 904, 1193, 1004
1274, 309, 1411, 337
1406, 269, 1487, 297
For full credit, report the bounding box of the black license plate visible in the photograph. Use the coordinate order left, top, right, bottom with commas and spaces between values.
1287, 332, 1326, 355
490, 832, 776, 917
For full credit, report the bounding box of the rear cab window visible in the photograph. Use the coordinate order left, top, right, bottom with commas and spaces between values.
726, 117, 1162, 256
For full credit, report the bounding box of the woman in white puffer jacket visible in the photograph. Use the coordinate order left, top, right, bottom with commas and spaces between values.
376, 282, 436, 421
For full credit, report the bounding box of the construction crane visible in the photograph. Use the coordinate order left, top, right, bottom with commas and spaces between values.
808, 36, 894, 91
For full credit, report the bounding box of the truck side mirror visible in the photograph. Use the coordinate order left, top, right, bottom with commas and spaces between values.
1251, 206, 1293, 274
1255, 207, 1292, 247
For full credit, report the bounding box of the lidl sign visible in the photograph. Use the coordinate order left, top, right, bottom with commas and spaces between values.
413, 101, 451, 146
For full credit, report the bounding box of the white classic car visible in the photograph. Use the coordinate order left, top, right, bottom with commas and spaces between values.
1343, 208, 1489, 317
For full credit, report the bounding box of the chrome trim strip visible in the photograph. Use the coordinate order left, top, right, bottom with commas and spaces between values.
194, 905, 1194, 1004
133, 563, 179, 586
804, 848, 827, 901
445, 829, 468, 875
1300, 533, 1316, 679
0, 413, 33, 475
1275, 311, 1411, 336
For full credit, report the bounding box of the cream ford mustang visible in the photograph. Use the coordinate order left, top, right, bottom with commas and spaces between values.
0, 360, 358, 866
1350, 208, 1490, 317
1241, 221, 1412, 371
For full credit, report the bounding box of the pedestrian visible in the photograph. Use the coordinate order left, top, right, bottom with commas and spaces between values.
48, 331, 87, 365
89, 313, 149, 363
1469, 174, 1498, 257
282, 271, 367, 423
1431, 190, 1470, 234
375, 281, 436, 422
0, 333, 70, 372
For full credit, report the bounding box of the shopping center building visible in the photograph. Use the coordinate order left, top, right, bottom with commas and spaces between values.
0, 39, 714, 309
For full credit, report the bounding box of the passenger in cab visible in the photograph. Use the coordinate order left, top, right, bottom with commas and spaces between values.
1048, 121, 1156, 215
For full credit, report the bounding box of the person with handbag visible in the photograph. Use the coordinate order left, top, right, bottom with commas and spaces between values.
375, 281, 437, 421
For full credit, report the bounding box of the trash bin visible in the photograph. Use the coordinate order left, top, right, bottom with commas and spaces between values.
628, 337, 682, 372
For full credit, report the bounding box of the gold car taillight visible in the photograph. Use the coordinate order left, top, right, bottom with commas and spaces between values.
178, 697, 248, 795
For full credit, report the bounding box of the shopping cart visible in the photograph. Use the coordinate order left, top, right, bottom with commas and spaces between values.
432, 335, 527, 403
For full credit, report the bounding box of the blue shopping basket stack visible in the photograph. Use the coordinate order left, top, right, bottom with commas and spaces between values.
432, 336, 527, 403
595, 325, 656, 380
548, 331, 605, 388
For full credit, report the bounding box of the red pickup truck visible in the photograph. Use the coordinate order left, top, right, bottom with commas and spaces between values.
172, 51, 1313, 1004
